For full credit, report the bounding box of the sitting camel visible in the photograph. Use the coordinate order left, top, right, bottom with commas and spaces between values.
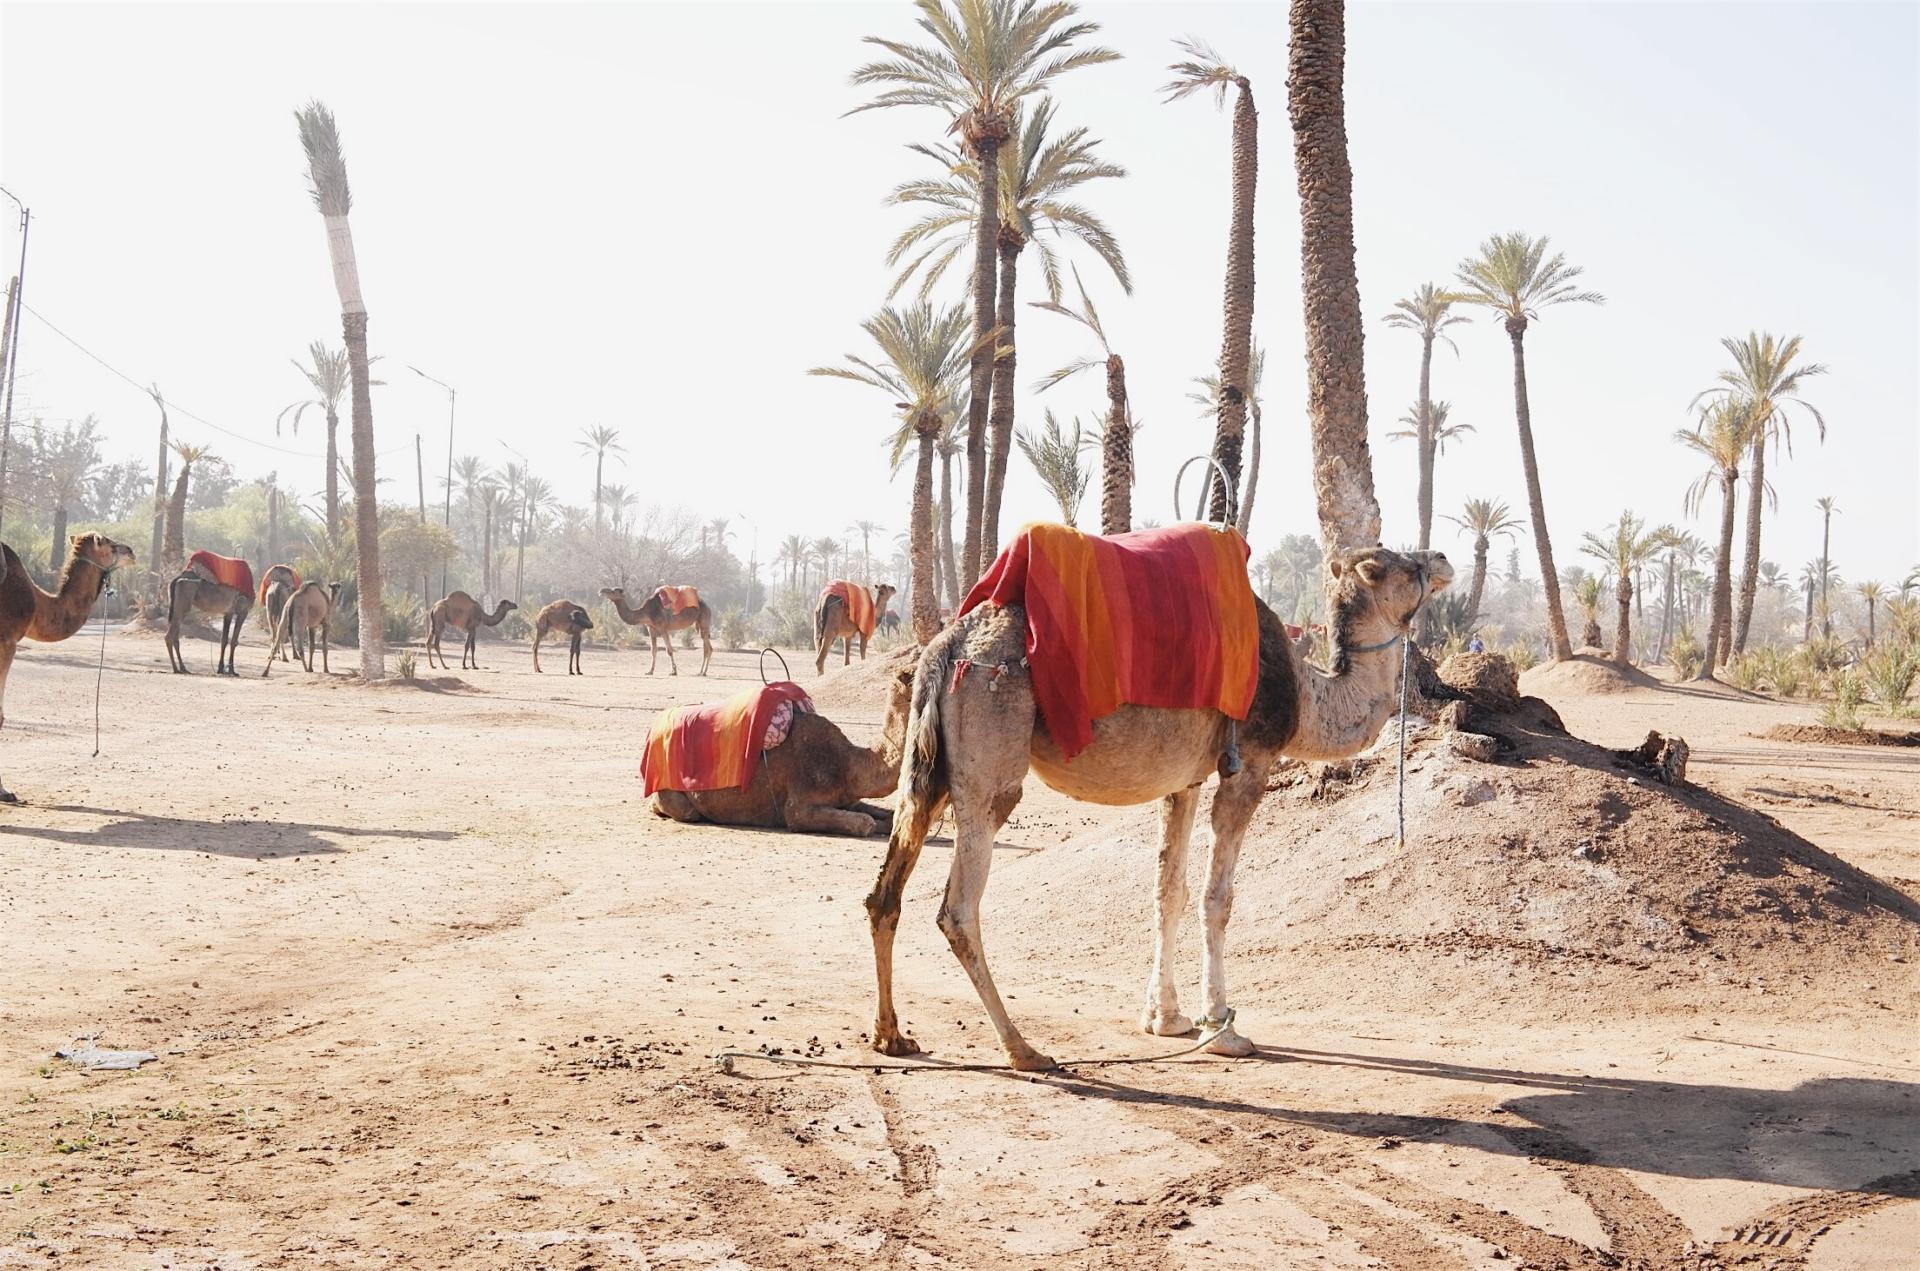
258, 564, 300, 662
868, 545, 1451, 1070
814, 581, 897, 675
599, 586, 712, 676
651, 659, 917, 837
0, 533, 137, 802
533, 600, 593, 674
262, 582, 342, 676
426, 592, 516, 670
166, 551, 254, 676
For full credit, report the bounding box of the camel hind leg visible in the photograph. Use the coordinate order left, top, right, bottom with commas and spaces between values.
569, 631, 583, 675
165, 580, 190, 674
1194, 755, 1275, 1058
0, 642, 17, 802
1142, 787, 1200, 1036
698, 610, 712, 675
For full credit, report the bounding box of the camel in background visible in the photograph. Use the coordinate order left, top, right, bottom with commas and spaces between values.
533, 600, 593, 675
815, 581, 896, 674
262, 582, 342, 675
652, 659, 917, 837
868, 546, 1451, 1070
0, 533, 136, 802
599, 586, 712, 676
427, 592, 516, 670
258, 564, 300, 662
166, 552, 253, 675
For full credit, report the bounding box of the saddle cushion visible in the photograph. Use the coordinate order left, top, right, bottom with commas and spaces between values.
653, 585, 701, 614
820, 580, 877, 640
188, 550, 254, 600
641, 681, 815, 795
959, 522, 1259, 759
258, 564, 302, 607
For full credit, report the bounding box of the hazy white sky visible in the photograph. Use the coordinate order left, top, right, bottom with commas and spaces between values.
2, 1, 1915, 584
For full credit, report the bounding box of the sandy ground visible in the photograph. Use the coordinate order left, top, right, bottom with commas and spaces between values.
0, 626, 1914, 1269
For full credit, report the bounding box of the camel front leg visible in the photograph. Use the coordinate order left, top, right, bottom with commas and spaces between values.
698, 624, 712, 675
532, 628, 544, 673
0, 643, 16, 802
320, 627, 330, 673
784, 802, 881, 837
842, 634, 852, 666
464, 630, 478, 670
1142, 787, 1200, 1036
814, 623, 833, 676
938, 814, 1053, 1071
859, 632, 870, 661
663, 627, 679, 676
218, 615, 235, 675
866, 816, 930, 1057
1197, 757, 1273, 1058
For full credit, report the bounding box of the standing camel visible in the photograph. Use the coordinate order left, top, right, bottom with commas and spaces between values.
258, 564, 300, 662
533, 600, 593, 675
426, 592, 516, 670
166, 551, 254, 676
814, 581, 897, 674
599, 586, 712, 676
0, 533, 137, 802
868, 545, 1451, 1070
262, 582, 343, 675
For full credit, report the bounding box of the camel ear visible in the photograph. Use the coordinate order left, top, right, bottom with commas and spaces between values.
1354, 559, 1385, 586
1327, 557, 1345, 579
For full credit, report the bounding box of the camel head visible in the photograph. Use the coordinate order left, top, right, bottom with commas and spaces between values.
1326, 547, 1453, 671
493, 599, 519, 619
598, 587, 625, 604
70, 533, 136, 579
873, 582, 897, 611
326, 582, 344, 605
570, 607, 593, 631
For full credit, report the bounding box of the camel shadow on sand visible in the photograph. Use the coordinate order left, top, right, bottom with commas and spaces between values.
1022, 1049, 1920, 1197
0, 804, 457, 859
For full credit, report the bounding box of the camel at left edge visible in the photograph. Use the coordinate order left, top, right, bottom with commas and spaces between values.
0, 533, 137, 802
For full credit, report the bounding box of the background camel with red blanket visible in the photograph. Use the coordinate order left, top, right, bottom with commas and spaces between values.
648, 658, 917, 837
166, 550, 253, 676
600, 586, 712, 676
867, 528, 1451, 1071
814, 580, 896, 674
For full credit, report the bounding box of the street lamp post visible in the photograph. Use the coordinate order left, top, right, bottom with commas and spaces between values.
0, 187, 31, 537
735, 511, 760, 614
410, 366, 456, 596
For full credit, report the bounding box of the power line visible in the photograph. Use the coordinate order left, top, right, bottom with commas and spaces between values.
16, 300, 412, 462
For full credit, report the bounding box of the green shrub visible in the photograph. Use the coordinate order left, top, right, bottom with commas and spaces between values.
719, 607, 750, 651
397, 651, 417, 681
1771, 654, 1808, 699
1818, 671, 1866, 730
1668, 629, 1702, 680
1862, 645, 1917, 717
1803, 636, 1849, 673
383, 594, 422, 646
1504, 640, 1538, 672
1725, 652, 1765, 692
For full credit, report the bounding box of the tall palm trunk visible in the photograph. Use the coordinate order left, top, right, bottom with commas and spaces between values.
49, 506, 68, 573
1803, 583, 1813, 643
1209, 75, 1257, 522
1612, 574, 1633, 665
1288, 0, 1380, 557
324, 406, 341, 540
1505, 318, 1573, 660
1732, 436, 1765, 653
938, 451, 960, 609
163, 462, 191, 568
1697, 469, 1737, 681
592, 452, 604, 534
1657, 554, 1675, 660
1466, 535, 1489, 627
1100, 354, 1133, 535
344, 312, 383, 672
1415, 333, 1435, 549
148, 392, 168, 600
961, 125, 1006, 588
982, 234, 1021, 558
515, 495, 529, 604
910, 415, 940, 642
1235, 400, 1261, 535
1819, 508, 1833, 639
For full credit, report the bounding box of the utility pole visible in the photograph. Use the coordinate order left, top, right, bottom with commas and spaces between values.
0, 189, 31, 536
409, 366, 455, 595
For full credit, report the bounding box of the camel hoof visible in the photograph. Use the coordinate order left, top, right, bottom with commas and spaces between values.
1203, 1027, 1256, 1058
0, 789, 17, 805
1009, 1048, 1057, 1072
1141, 1009, 1195, 1037
873, 1032, 920, 1058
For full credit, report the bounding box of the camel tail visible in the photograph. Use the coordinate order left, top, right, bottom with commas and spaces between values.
891, 633, 954, 849
813, 597, 831, 648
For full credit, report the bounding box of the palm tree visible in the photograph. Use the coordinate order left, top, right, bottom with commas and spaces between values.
936, 401, 965, 604
810, 303, 979, 640
1452, 232, 1604, 660
296, 100, 384, 679
602, 483, 638, 542
886, 98, 1130, 557
1386, 399, 1472, 507
1443, 497, 1523, 631
42, 417, 102, 571
1580, 512, 1657, 664
146, 384, 168, 601
1676, 399, 1760, 679
1187, 343, 1267, 533
1031, 266, 1133, 533
1857, 580, 1886, 648
576, 425, 624, 534
1016, 410, 1088, 525
1817, 495, 1838, 639
1695, 333, 1826, 655
851, 0, 1119, 589
1383, 283, 1468, 549
1649, 526, 1696, 660
280, 342, 386, 541
1572, 574, 1605, 651
516, 475, 553, 603
162, 441, 213, 570
477, 478, 501, 595
1164, 38, 1258, 524
775, 534, 806, 591
849, 519, 883, 577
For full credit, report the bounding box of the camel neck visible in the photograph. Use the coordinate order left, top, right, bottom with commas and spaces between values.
1289, 628, 1404, 760
29, 556, 110, 642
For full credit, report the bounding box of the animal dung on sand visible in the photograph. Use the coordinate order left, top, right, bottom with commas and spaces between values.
959, 523, 1260, 758
641, 681, 815, 795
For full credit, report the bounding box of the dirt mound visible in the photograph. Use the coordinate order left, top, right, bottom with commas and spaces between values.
805, 644, 920, 722
990, 657, 1918, 1023
1763, 723, 1920, 749
1520, 653, 1667, 698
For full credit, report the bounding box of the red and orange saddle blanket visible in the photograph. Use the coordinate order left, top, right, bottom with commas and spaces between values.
641, 682, 814, 795
820, 580, 878, 639
958, 523, 1259, 759
653, 585, 701, 614
188, 550, 255, 601
257, 564, 302, 607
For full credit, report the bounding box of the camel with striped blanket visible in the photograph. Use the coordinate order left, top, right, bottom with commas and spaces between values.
599, 586, 712, 676
814, 581, 896, 675
866, 543, 1451, 1071
166, 551, 254, 676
